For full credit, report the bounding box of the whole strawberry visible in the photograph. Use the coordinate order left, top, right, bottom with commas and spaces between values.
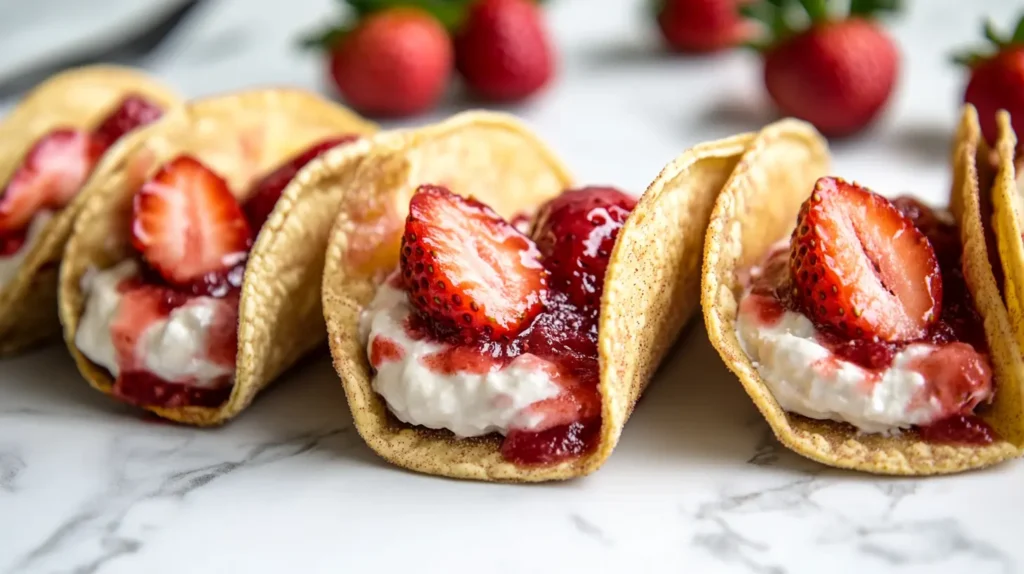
303, 6, 452, 117
955, 16, 1024, 148
531, 186, 636, 315
742, 0, 900, 138
656, 0, 751, 53
455, 0, 555, 102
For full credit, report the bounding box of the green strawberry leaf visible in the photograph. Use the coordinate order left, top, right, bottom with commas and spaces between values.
949, 15, 1024, 69
302, 0, 478, 50
797, 0, 829, 23
849, 0, 901, 17
741, 0, 899, 51
950, 50, 982, 67
299, 24, 351, 50
1011, 12, 1024, 44
739, 0, 794, 49
984, 19, 1006, 46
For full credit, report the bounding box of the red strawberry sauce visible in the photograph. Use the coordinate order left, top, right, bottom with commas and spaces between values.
401, 290, 603, 465
369, 336, 405, 367
0, 231, 27, 256
742, 197, 997, 445
108, 276, 239, 409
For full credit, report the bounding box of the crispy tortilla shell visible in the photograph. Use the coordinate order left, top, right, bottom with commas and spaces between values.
59, 88, 377, 425
321, 111, 752, 482
981, 108, 1024, 447
0, 65, 180, 355
703, 113, 1021, 476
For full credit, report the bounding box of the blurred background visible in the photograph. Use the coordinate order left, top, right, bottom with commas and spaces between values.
1, 0, 1022, 199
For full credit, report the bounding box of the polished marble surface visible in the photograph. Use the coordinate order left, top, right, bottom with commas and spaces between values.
2, 0, 1023, 572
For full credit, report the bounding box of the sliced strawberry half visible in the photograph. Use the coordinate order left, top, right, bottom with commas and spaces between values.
400, 184, 547, 341
131, 156, 253, 286
0, 128, 107, 232
789, 177, 942, 341
243, 135, 360, 229
93, 94, 165, 148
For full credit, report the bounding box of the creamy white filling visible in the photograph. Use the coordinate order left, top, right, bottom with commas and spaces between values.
360, 282, 563, 438
75, 260, 234, 386
0, 210, 53, 288
736, 295, 944, 434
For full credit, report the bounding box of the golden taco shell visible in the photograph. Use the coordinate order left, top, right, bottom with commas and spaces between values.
703, 113, 1022, 476
977, 108, 1024, 444
320, 111, 752, 482
59, 88, 377, 425
0, 65, 180, 355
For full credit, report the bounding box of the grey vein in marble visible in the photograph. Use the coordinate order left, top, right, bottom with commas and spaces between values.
570, 513, 613, 547
10, 427, 351, 574
689, 471, 1015, 574
0, 451, 26, 493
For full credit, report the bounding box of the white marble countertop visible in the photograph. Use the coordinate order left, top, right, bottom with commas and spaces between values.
3, 0, 1024, 572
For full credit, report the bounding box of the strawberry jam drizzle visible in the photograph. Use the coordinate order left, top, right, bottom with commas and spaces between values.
403, 290, 603, 464
501, 418, 602, 465
918, 414, 996, 445
116, 372, 233, 409
109, 277, 238, 409
370, 336, 405, 368
749, 196, 997, 445
110, 263, 246, 411
0, 230, 27, 256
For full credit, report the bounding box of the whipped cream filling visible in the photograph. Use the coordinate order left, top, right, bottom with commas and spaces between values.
359, 282, 564, 438
0, 210, 54, 288
76, 260, 234, 386
735, 298, 945, 434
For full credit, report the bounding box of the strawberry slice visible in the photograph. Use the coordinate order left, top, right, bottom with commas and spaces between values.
531, 186, 636, 313
243, 135, 359, 229
789, 177, 942, 341
131, 156, 253, 286
93, 94, 164, 148
0, 129, 106, 231
400, 184, 547, 341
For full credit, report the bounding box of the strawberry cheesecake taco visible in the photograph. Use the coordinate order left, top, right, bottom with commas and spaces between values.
0, 65, 179, 355
316, 111, 754, 482
59, 89, 376, 425
703, 111, 1024, 475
